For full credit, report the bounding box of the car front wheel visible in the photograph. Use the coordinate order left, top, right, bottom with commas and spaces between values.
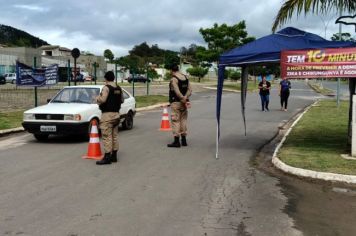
122, 112, 134, 130
34, 134, 49, 141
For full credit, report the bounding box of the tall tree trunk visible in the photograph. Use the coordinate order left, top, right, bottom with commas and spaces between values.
348, 78, 356, 144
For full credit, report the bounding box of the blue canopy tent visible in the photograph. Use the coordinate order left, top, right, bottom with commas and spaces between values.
216, 27, 356, 158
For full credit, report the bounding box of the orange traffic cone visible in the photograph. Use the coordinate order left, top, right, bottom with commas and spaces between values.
159, 106, 172, 131
82, 120, 104, 160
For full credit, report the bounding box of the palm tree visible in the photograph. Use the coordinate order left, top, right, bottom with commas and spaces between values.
272, 0, 356, 32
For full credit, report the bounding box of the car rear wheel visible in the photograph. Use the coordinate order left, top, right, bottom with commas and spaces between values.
11, 79, 15, 84
122, 112, 134, 130
34, 134, 49, 141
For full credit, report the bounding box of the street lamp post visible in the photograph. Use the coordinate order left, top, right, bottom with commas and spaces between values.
93, 62, 97, 85
115, 63, 118, 85
34, 57, 37, 107
67, 59, 71, 86
71, 48, 80, 86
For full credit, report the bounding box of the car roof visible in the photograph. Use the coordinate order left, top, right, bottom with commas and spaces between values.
61, 85, 130, 94
63, 85, 104, 89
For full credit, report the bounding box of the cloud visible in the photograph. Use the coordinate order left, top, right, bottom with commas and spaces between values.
13, 4, 49, 12
0, 0, 353, 57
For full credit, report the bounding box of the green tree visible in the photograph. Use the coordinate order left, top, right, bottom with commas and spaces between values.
331, 32, 355, 41
199, 21, 255, 62
104, 49, 114, 62
116, 55, 140, 74
248, 65, 280, 78
129, 42, 176, 65
229, 70, 241, 80
186, 66, 209, 82
129, 42, 152, 57
180, 44, 200, 65
272, 0, 356, 32
164, 51, 180, 70
147, 67, 159, 80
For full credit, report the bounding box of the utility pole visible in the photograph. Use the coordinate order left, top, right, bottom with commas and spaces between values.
337, 7, 342, 107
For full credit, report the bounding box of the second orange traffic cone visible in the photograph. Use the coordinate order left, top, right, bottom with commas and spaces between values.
82, 120, 104, 160
159, 106, 172, 131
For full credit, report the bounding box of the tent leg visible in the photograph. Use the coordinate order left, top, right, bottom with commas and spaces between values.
216, 124, 219, 159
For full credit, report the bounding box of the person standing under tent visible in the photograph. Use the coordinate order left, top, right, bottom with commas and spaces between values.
258, 76, 271, 112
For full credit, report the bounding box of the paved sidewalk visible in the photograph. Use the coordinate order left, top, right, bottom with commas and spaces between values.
272, 101, 356, 184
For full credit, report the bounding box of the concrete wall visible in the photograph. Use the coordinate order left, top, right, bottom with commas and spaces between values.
0, 47, 42, 74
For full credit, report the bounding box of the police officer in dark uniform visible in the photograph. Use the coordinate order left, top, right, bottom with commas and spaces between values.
96, 71, 124, 165
167, 64, 192, 148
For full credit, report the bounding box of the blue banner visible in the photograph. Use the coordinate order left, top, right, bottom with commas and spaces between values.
16, 61, 58, 87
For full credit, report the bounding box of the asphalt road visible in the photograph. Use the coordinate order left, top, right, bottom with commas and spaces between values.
1, 81, 355, 236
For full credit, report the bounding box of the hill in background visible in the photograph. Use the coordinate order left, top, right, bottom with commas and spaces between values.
0, 24, 49, 48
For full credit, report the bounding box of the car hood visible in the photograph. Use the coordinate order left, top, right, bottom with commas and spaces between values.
24, 103, 98, 114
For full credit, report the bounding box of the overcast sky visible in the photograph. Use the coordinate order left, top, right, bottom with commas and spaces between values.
0, 0, 354, 57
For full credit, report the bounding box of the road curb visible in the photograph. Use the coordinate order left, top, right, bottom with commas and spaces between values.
0, 103, 169, 137
272, 100, 356, 184
203, 87, 240, 93
0, 127, 24, 137
136, 103, 169, 112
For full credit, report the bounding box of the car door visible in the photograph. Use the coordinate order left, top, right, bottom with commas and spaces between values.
120, 90, 131, 115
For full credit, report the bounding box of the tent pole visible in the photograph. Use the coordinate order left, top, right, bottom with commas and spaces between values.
216, 65, 225, 159
337, 6, 343, 107
216, 124, 219, 159
241, 66, 248, 136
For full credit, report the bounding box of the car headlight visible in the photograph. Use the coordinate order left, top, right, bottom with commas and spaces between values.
64, 114, 82, 121
23, 113, 35, 120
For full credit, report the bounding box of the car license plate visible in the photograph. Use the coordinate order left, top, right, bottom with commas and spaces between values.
40, 125, 56, 132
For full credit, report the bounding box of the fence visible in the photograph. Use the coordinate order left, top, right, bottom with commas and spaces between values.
0, 85, 61, 112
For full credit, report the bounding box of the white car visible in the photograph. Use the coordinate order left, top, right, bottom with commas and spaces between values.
4, 73, 16, 84
22, 85, 136, 141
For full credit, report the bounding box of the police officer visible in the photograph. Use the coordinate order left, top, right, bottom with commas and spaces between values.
96, 71, 124, 165
167, 64, 192, 148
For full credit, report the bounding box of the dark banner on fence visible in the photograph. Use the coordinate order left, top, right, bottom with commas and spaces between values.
281, 48, 356, 79
16, 61, 59, 86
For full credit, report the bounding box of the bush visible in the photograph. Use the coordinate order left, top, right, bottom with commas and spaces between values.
230, 71, 241, 80
186, 66, 208, 82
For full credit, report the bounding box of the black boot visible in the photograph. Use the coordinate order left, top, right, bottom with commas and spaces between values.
167, 136, 180, 148
96, 153, 112, 165
111, 150, 118, 163
181, 136, 188, 146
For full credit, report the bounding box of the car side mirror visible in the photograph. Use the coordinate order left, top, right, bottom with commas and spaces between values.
47, 98, 51, 103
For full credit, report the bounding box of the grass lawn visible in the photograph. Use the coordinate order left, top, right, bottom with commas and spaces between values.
220, 80, 278, 92
278, 100, 356, 175
0, 110, 24, 130
222, 83, 258, 92
135, 95, 168, 108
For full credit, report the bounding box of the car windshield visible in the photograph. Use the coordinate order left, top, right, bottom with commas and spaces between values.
51, 87, 100, 104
